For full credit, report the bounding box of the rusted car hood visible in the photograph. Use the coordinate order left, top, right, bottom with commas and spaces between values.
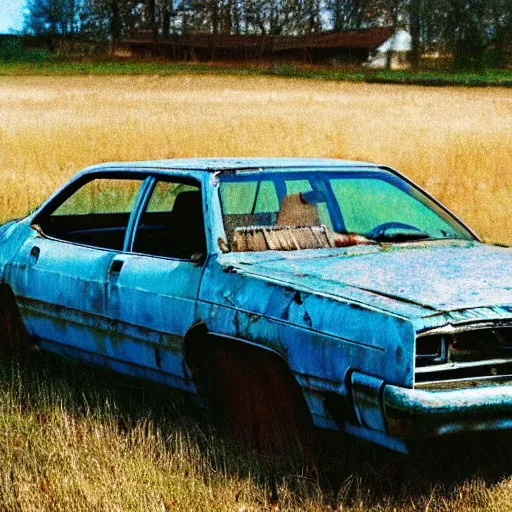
221, 241, 512, 315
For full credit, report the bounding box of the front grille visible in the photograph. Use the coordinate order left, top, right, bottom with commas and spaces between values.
415, 325, 512, 386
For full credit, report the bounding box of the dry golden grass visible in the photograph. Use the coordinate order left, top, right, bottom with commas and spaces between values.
2, 359, 512, 512
0, 75, 511, 244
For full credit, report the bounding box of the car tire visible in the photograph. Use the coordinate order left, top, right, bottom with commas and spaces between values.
0, 286, 31, 363
206, 341, 313, 459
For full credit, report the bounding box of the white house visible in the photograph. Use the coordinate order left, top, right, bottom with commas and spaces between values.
365, 28, 412, 69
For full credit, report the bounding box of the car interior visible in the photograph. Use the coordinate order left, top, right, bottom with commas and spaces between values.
40, 212, 131, 251
133, 190, 206, 259
38, 181, 207, 260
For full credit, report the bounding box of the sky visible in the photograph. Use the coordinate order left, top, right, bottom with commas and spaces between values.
0, 0, 26, 34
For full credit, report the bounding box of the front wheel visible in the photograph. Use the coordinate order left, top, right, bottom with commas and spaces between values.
205, 341, 313, 459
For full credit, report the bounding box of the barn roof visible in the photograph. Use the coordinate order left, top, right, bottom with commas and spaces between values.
122, 26, 399, 53
273, 26, 396, 51
123, 32, 287, 49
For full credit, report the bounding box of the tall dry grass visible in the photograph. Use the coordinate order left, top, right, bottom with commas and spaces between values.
0, 75, 511, 244
2, 359, 512, 511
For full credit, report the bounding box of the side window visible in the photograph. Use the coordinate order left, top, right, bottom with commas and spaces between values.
39, 178, 145, 250
144, 181, 193, 213
132, 180, 206, 260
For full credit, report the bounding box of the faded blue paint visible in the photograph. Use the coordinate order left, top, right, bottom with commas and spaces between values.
351, 372, 386, 431
0, 157, 511, 453
416, 306, 512, 333
82, 157, 378, 172
218, 240, 512, 315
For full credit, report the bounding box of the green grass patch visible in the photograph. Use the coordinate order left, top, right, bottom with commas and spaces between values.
1, 59, 512, 87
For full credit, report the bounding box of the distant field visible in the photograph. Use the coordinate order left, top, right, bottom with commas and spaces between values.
0, 75, 511, 245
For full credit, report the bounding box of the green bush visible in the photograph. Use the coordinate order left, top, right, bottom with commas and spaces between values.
0, 37, 51, 63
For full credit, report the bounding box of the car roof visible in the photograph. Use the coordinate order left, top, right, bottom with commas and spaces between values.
86, 157, 379, 173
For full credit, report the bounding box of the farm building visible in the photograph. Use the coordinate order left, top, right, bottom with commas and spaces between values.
118, 32, 285, 61
118, 26, 412, 68
273, 27, 411, 68
364, 29, 412, 69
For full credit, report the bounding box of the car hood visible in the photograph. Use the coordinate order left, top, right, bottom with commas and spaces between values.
219, 241, 512, 315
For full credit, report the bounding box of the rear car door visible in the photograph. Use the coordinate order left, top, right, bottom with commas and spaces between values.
103, 177, 207, 391
8, 174, 147, 362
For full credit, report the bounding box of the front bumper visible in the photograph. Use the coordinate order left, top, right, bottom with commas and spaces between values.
350, 371, 512, 442
384, 384, 512, 439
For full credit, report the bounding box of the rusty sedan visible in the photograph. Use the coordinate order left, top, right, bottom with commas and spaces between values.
1, 158, 511, 453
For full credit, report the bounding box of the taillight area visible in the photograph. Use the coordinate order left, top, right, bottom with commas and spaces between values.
415, 326, 512, 388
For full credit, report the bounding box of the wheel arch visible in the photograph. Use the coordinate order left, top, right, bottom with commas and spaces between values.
182, 322, 312, 420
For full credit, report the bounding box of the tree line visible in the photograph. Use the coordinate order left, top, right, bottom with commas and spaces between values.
24, 0, 512, 68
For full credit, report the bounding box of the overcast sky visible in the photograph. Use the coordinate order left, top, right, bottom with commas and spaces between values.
0, 0, 25, 34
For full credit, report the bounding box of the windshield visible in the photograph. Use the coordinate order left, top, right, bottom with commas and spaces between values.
219, 169, 474, 252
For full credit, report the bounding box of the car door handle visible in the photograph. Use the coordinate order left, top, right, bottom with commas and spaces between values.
29, 246, 40, 265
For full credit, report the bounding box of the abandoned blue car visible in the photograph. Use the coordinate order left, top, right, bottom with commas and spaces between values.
0, 157, 511, 453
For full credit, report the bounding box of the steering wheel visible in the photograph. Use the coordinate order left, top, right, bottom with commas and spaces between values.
367, 221, 423, 239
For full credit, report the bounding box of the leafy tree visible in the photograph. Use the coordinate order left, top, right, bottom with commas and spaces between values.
25, 0, 83, 37
22, 0, 512, 67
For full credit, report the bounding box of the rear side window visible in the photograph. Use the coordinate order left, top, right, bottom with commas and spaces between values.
52, 179, 142, 216
38, 177, 145, 251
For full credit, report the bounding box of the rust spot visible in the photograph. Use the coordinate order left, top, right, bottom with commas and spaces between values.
333, 233, 373, 247
217, 237, 229, 253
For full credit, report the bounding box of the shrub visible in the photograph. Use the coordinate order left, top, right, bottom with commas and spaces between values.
0, 37, 51, 63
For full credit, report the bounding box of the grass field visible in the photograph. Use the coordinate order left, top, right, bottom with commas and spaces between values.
1, 74, 512, 510
1, 74, 511, 244
3, 359, 512, 511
